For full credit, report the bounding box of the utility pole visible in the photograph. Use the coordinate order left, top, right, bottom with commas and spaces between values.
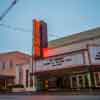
0, 0, 18, 21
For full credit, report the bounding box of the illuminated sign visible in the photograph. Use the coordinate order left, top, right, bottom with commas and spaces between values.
35, 52, 84, 72
33, 19, 48, 59
40, 21, 48, 48
40, 21, 48, 57
33, 19, 41, 59
43, 48, 52, 58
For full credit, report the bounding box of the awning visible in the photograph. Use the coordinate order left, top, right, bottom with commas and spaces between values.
0, 75, 15, 80
33, 65, 89, 77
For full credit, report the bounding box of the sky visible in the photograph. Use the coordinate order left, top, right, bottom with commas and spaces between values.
0, 0, 100, 55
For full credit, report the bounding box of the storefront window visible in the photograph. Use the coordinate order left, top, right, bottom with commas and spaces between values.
26, 70, 29, 87
71, 77, 77, 89
30, 74, 33, 87
19, 68, 23, 84
84, 74, 89, 88
94, 72, 100, 87
78, 76, 83, 88
37, 79, 44, 91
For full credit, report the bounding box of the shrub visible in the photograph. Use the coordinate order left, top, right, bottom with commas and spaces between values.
7, 84, 24, 89
0, 85, 10, 93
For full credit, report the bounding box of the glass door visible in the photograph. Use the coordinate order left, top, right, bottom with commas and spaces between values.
84, 74, 90, 88
71, 74, 90, 89
71, 76, 78, 89
78, 75, 84, 88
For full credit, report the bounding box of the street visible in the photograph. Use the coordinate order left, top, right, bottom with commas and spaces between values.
0, 95, 100, 100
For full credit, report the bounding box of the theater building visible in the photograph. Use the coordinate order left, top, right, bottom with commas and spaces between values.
33, 27, 100, 91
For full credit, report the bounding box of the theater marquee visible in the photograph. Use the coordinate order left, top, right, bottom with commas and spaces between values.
35, 52, 84, 72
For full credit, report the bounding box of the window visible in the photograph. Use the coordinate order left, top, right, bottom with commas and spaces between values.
0, 62, 2, 69
84, 74, 89, 88
2, 62, 5, 70
94, 72, 100, 87
30, 73, 33, 87
26, 70, 29, 87
19, 68, 23, 84
9, 60, 13, 68
44, 62, 50, 65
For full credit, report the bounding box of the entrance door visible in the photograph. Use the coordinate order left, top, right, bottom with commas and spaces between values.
78, 75, 84, 88
71, 74, 91, 89
71, 75, 85, 89
0, 80, 5, 88
84, 74, 91, 88
71, 76, 78, 89
56, 77, 63, 89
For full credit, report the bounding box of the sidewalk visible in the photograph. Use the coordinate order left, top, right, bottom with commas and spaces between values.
33, 89, 100, 95
0, 89, 100, 95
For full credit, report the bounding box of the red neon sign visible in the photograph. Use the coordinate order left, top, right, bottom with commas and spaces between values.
34, 19, 41, 59
43, 48, 53, 58
33, 19, 48, 59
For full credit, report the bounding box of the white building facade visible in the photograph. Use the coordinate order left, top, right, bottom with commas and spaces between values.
16, 63, 36, 91
33, 27, 100, 91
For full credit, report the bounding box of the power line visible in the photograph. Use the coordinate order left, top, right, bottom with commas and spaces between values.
0, 0, 18, 21
0, 23, 32, 33
48, 33, 60, 38
0, 23, 60, 37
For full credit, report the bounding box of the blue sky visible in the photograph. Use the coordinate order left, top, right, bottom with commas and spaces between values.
0, 0, 100, 55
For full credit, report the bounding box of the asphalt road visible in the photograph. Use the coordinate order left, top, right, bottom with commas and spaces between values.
0, 95, 100, 100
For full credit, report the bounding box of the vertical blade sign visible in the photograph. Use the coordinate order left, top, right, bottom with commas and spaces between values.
40, 21, 48, 57
34, 19, 41, 59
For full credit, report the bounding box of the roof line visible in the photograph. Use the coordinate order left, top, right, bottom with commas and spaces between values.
49, 27, 100, 43
0, 51, 31, 57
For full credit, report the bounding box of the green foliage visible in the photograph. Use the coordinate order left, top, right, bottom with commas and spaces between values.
0, 85, 11, 92
0, 84, 24, 93
7, 84, 24, 89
